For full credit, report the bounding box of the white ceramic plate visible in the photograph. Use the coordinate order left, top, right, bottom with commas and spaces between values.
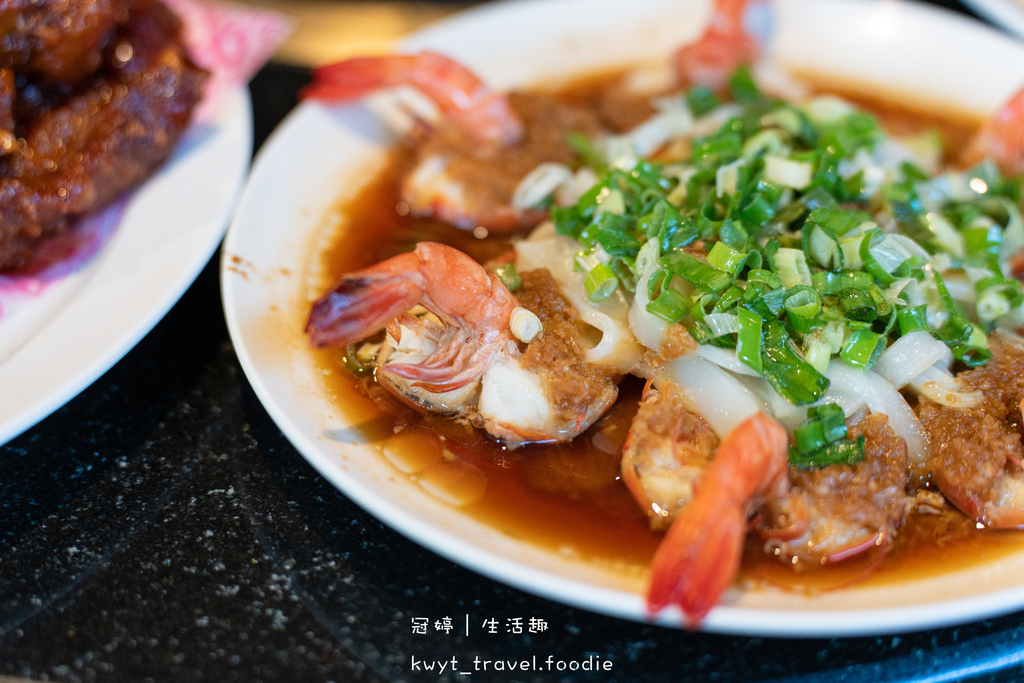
222, 0, 1024, 636
0, 86, 252, 446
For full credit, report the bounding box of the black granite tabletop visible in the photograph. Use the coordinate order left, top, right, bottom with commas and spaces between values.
4, 1, 1024, 681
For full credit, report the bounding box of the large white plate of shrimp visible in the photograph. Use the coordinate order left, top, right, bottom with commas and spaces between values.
222, 0, 1024, 635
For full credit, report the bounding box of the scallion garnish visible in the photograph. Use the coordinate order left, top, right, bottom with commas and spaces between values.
492, 263, 522, 291
789, 405, 862, 468
551, 66, 1016, 418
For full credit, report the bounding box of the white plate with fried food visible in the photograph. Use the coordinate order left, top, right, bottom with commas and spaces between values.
0, 85, 252, 445
223, 0, 1024, 635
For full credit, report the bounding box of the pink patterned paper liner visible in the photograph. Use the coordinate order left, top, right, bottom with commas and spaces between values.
165, 0, 295, 121
0, 0, 291, 323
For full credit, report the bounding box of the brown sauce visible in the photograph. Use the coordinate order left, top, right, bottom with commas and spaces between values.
309, 72, 1024, 590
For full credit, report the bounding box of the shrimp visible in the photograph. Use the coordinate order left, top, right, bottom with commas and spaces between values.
917, 336, 1024, 529
303, 52, 607, 233
644, 412, 789, 623
624, 385, 909, 620
306, 242, 619, 446
757, 413, 909, 566
303, 51, 523, 148
620, 387, 718, 531
673, 0, 761, 90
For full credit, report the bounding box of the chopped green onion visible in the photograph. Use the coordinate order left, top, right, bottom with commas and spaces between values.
567, 131, 607, 171
784, 286, 821, 319
686, 85, 720, 117
772, 248, 812, 288
344, 343, 376, 377
805, 223, 843, 269
790, 436, 865, 469
765, 155, 813, 189
716, 158, 747, 197
840, 288, 877, 322
811, 403, 848, 443
595, 188, 626, 216
492, 263, 522, 291
794, 419, 827, 453
803, 335, 832, 375
840, 329, 886, 370
923, 210, 966, 257
761, 320, 830, 404
663, 252, 734, 292
706, 241, 746, 274
812, 271, 873, 294
714, 285, 745, 313
736, 306, 764, 373
646, 269, 691, 322
748, 269, 784, 289
807, 207, 870, 237
584, 262, 619, 302
897, 305, 929, 335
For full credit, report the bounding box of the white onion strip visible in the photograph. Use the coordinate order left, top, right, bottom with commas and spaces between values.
663, 354, 762, 438
907, 365, 983, 408
826, 360, 929, 466
511, 163, 573, 210
873, 331, 951, 389
696, 345, 760, 377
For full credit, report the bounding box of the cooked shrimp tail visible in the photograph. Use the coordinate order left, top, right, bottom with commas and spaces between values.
645, 477, 746, 620
673, 0, 761, 89
306, 241, 516, 354
646, 412, 789, 623
306, 251, 425, 349
302, 51, 523, 147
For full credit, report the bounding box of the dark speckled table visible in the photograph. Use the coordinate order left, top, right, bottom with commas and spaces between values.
4, 1, 1024, 681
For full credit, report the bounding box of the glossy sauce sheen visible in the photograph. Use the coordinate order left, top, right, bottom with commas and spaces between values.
311, 76, 1024, 590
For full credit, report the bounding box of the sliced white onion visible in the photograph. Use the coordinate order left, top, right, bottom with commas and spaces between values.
703, 312, 740, 338
873, 331, 951, 389
907, 365, 983, 408
691, 104, 743, 137
511, 163, 573, 210
764, 155, 812, 190
825, 360, 929, 467
733, 374, 814, 433
662, 354, 763, 438
696, 345, 760, 377
628, 240, 670, 352
555, 167, 600, 207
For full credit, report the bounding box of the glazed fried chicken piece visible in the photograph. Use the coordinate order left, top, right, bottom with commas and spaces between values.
0, 0, 126, 84
0, 0, 207, 271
